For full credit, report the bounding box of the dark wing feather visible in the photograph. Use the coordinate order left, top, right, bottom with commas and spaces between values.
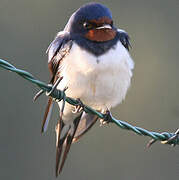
41, 97, 53, 133
47, 31, 72, 77
117, 29, 131, 51
41, 31, 73, 133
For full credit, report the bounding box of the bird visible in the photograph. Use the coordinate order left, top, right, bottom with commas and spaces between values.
40, 2, 134, 176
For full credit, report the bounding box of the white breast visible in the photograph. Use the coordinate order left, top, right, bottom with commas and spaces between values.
57, 41, 134, 110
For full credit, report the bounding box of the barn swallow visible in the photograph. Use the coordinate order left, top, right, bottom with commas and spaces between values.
42, 2, 134, 176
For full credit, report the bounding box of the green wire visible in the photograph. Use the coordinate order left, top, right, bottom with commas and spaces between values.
0, 58, 179, 147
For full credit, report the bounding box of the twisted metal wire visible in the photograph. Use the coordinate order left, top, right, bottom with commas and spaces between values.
0, 58, 179, 147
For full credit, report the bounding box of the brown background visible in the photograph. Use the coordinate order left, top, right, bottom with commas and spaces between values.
0, 0, 179, 179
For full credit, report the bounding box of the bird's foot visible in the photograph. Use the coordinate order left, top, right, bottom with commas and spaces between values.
72, 98, 84, 113
100, 109, 113, 126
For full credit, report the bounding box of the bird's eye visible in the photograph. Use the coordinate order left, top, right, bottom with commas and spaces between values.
83, 22, 93, 29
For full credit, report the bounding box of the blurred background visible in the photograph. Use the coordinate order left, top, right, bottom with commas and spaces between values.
0, 0, 179, 179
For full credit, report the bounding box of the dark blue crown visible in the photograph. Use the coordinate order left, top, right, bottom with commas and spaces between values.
64, 3, 112, 32
75, 2, 112, 21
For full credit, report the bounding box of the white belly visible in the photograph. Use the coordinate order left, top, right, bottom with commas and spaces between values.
57, 41, 134, 110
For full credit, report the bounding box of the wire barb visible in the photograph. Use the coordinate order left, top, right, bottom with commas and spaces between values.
161, 129, 179, 147
0, 58, 179, 147
33, 89, 44, 101
72, 98, 85, 113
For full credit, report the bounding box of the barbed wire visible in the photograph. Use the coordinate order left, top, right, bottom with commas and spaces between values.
0, 58, 179, 147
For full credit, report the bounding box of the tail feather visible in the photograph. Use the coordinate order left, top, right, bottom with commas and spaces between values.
55, 112, 83, 176
55, 120, 65, 177
73, 113, 98, 143
58, 133, 73, 174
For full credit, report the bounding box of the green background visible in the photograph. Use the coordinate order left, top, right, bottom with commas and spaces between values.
0, 0, 179, 179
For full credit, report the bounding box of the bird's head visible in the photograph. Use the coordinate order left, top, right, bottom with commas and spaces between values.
64, 3, 117, 42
